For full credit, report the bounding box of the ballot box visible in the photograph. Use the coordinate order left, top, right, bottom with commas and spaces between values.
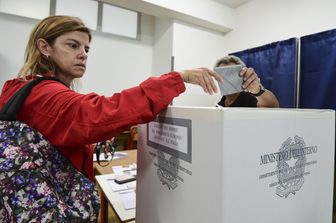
136, 107, 335, 223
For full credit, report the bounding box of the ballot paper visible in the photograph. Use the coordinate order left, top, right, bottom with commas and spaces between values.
112, 163, 137, 176
107, 176, 136, 192
105, 176, 136, 210
214, 65, 243, 95
119, 190, 136, 210
107, 178, 128, 191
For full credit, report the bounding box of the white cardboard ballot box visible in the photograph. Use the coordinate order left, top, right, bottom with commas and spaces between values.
136, 107, 335, 223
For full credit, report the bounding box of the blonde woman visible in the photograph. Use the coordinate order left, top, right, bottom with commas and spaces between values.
0, 15, 222, 181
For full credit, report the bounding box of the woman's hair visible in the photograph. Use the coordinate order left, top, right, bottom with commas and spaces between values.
18, 15, 91, 81
214, 55, 246, 67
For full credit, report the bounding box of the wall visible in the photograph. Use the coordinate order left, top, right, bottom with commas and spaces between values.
103, 0, 235, 32
225, 0, 336, 53
0, 13, 155, 96
172, 20, 227, 106
0, 13, 34, 87
82, 13, 155, 95
152, 18, 173, 76
3, 0, 335, 105
171, 0, 336, 106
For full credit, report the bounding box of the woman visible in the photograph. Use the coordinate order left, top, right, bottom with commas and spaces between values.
0, 15, 222, 181
215, 55, 279, 107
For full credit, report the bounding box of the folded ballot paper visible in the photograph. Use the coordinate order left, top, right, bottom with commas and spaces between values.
214, 65, 243, 95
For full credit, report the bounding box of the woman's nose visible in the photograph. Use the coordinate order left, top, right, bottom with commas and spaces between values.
78, 47, 88, 59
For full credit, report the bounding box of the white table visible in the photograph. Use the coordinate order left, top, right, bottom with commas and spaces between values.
96, 174, 136, 223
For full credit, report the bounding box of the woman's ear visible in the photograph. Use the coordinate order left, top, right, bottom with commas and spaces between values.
36, 38, 51, 57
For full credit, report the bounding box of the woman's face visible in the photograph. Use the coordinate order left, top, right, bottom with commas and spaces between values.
48, 31, 90, 84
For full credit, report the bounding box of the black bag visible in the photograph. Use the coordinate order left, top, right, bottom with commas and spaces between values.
0, 77, 100, 222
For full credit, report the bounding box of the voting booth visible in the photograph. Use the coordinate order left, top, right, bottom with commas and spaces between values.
136, 107, 335, 223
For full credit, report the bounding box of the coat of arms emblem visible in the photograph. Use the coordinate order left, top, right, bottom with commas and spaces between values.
157, 151, 179, 190
276, 136, 307, 197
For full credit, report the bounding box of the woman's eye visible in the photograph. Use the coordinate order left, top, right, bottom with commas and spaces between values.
68, 43, 78, 49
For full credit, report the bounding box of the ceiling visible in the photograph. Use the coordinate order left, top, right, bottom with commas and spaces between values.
213, 0, 252, 8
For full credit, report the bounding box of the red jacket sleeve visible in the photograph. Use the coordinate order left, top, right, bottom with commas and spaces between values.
18, 72, 185, 147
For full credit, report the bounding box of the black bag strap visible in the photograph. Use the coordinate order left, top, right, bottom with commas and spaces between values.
0, 77, 64, 121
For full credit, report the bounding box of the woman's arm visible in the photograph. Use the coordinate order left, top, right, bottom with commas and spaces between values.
255, 89, 279, 108
20, 72, 185, 147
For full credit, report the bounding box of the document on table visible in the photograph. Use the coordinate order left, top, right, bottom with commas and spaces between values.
106, 176, 136, 192
112, 163, 137, 176
119, 189, 136, 210
107, 178, 128, 192
106, 179, 136, 210
105, 171, 137, 210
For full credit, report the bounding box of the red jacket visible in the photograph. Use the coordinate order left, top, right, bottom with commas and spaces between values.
0, 72, 185, 181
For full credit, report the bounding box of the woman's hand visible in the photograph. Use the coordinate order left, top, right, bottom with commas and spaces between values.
239, 67, 280, 107
179, 68, 224, 95
240, 67, 261, 94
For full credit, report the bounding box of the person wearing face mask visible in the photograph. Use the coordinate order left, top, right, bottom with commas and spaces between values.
215, 55, 279, 108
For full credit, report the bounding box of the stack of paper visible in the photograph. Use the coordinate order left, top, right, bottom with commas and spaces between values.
112, 163, 137, 176
106, 164, 137, 210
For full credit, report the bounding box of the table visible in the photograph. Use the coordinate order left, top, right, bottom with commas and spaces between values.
94, 149, 137, 175
94, 149, 137, 223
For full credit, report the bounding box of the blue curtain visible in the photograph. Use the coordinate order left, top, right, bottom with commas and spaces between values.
300, 29, 336, 109
231, 38, 297, 108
